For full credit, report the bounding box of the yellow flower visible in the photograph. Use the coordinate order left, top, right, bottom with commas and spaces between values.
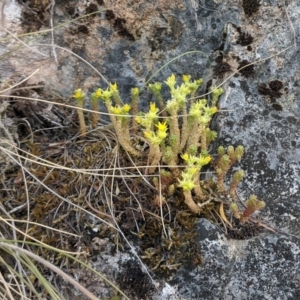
197, 155, 212, 166
182, 74, 191, 83
211, 106, 218, 114
147, 102, 159, 120
187, 167, 199, 176
122, 104, 131, 113
149, 102, 158, 113
151, 136, 163, 145
178, 173, 195, 191
143, 131, 152, 139
94, 88, 102, 98
110, 105, 122, 115
188, 155, 199, 165
109, 83, 118, 92
155, 121, 168, 132
180, 181, 195, 191
144, 131, 161, 145
165, 74, 176, 91
131, 87, 139, 96
204, 156, 212, 164
171, 87, 187, 103
144, 130, 164, 145
179, 85, 190, 96
181, 153, 189, 161
190, 100, 207, 116
157, 130, 167, 140
73, 88, 85, 100
101, 89, 113, 102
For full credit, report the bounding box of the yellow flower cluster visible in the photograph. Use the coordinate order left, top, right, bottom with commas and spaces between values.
178, 153, 212, 191
181, 153, 212, 167
73, 88, 85, 100
190, 99, 218, 125
135, 102, 159, 129
178, 171, 196, 191
109, 104, 131, 115
91, 83, 119, 103
72, 75, 231, 214
143, 121, 168, 145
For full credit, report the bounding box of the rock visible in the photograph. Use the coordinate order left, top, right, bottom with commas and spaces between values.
1, 0, 300, 299
167, 219, 300, 299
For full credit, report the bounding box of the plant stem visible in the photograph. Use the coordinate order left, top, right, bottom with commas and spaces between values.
180, 101, 188, 151
91, 97, 99, 129
76, 100, 86, 136
183, 190, 201, 214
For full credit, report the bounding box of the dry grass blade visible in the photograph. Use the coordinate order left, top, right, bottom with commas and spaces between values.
0, 272, 14, 300
0, 242, 98, 300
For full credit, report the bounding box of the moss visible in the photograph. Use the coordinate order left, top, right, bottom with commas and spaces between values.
237, 31, 254, 46
213, 61, 232, 78
242, 0, 260, 16
238, 60, 255, 77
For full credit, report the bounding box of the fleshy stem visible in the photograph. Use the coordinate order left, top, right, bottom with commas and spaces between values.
109, 105, 139, 157
211, 86, 224, 106
100, 86, 140, 157
186, 121, 201, 155
148, 144, 162, 174
143, 120, 168, 174
180, 153, 212, 205
185, 99, 206, 154
179, 99, 189, 152
193, 155, 212, 200
206, 128, 217, 148
165, 74, 189, 162
73, 88, 86, 136
130, 87, 140, 135
230, 195, 266, 223
179, 75, 200, 152
215, 145, 245, 193
230, 202, 240, 219
200, 125, 207, 152
227, 145, 245, 168
241, 195, 266, 223
199, 106, 218, 151
110, 83, 123, 106
183, 190, 201, 214
162, 146, 180, 177
168, 111, 181, 160
216, 154, 231, 193
91, 89, 102, 128
229, 169, 245, 198
148, 82, 167, 117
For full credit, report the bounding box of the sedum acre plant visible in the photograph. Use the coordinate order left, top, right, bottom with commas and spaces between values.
73, 74, 265, 219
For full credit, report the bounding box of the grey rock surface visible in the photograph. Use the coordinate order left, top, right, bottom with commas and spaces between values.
168, 219, 300, 300
1, 0, 300, 299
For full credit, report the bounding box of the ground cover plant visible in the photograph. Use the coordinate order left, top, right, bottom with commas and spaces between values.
73, 74, 265, 217
70, 74, 267, 272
